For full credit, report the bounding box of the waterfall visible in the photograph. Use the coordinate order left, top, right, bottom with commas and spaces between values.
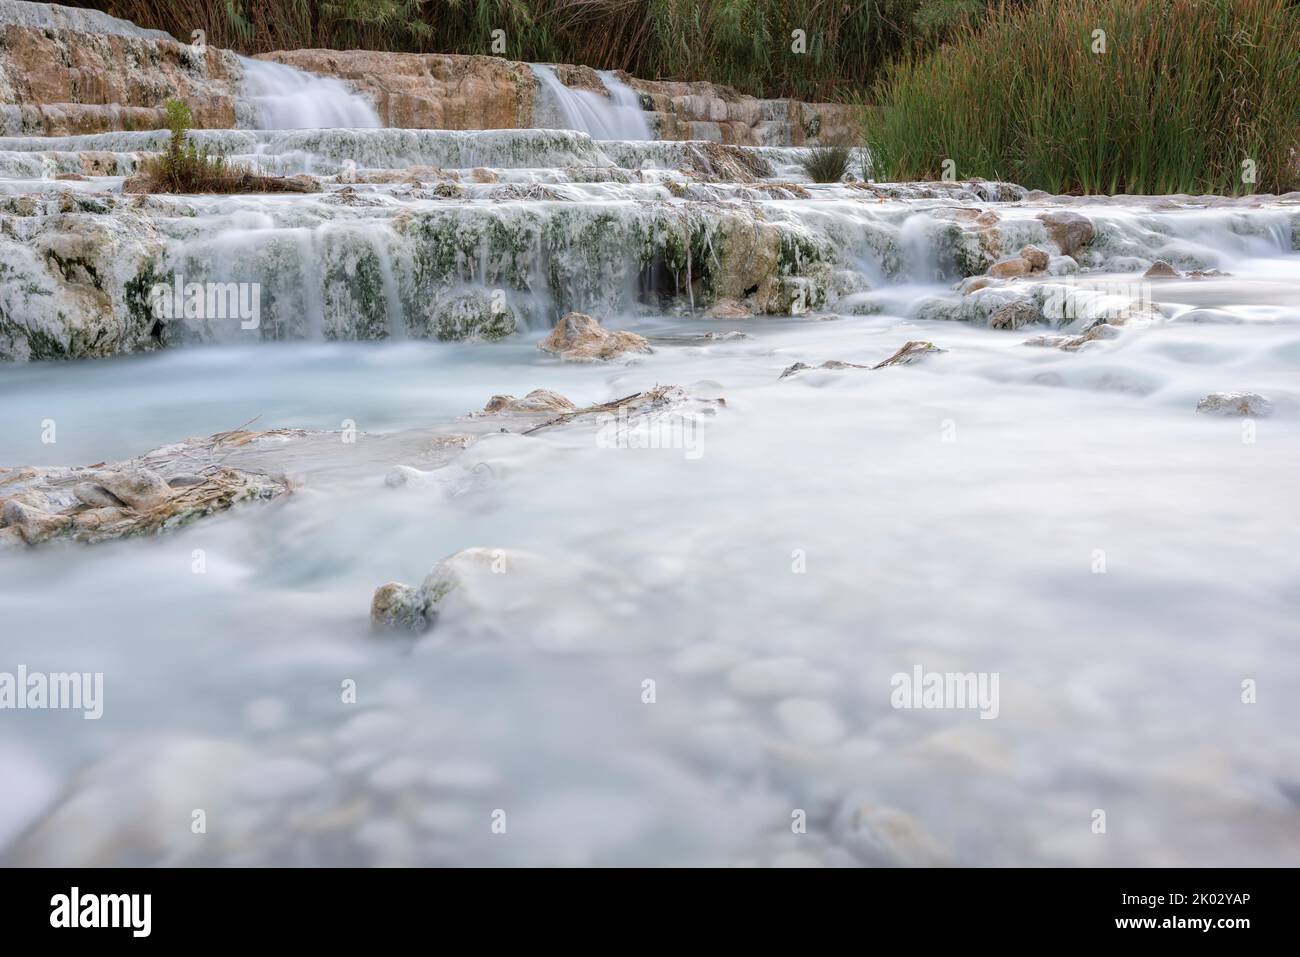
239, 56, 382, 131
531, 65, 653, 140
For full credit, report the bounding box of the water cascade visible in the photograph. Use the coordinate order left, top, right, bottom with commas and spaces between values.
1, 1, 1299, 872
531, 64, 654, 140
238, 56, 383, 131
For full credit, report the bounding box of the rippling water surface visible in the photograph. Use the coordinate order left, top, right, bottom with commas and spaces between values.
1, 106, 1299, 864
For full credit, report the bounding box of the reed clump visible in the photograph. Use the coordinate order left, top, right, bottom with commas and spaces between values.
864, 0, 1300, 195
72, 0, 986, 100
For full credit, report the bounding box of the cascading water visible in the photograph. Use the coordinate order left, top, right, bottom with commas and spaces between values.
531, 64, 654, 140
2, 13, 1300, 870
238, 56, 383, 130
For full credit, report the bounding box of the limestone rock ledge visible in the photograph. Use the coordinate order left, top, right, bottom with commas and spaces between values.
0, 0, 851, 144
0, 429, 294, 547
260, 50, 854, 146
0, 0, 245, 135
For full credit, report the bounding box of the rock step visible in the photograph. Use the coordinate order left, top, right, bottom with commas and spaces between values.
0, 0, 850, 144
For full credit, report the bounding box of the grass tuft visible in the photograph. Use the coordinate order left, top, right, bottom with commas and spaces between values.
799, 140, 856, 183
130, 99, 319, 194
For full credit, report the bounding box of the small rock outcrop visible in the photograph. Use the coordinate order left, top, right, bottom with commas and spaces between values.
873, 340, 945, 367
1019, 244, 1050, 271
481, 390, 576, 415
988, 244, 1051, 279
989, 299, 1041, 331
0, 431, 292, 547
1023, 322, 1121, 351
780, 341, 943, 378
1144, 260, 1181, 278
779, 359, 869, 378
370, 547, 542, 634
1196, 392, 1273, 417
538, 312, 653, 361
0, 0, 243, 135
1037, 211, 1097, 259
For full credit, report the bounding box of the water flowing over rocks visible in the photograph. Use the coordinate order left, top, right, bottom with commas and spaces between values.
3, 105, 1294, 361
0, 0, 849, 145
260, 49, 852, 147
4, 0, 1300, 872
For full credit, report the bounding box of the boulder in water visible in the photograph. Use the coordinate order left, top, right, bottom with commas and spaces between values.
1, 500, 71, 545
1019, 244, 1050, 271
988, 256, 1032, 279
72, 482, 126, 508
988, 245, 1048, 279
989, 299, 1042, 331
538, 312, 652, 361
369, 582, 429, 633
90, 468, 173, 510
482, 390, 576, 414
1037, 211, 1097, 258
370, 547, 544, 634
705, 299, 754, 319
1196, 392, 1273, 417
873, 340, 944, 367
1145, 260, 1180, 278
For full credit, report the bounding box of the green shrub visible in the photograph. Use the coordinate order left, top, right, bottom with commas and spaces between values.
799, 141, 855, 183
864, 0, 1300, 195
145, 98, 234, 191
134, 99, 317, 194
